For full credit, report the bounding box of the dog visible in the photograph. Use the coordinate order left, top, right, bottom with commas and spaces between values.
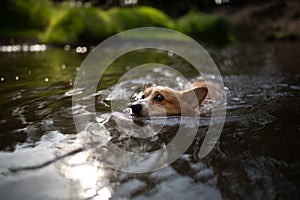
130, 81, 208, 117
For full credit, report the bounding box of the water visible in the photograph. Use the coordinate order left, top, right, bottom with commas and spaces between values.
0, 41, 299, 199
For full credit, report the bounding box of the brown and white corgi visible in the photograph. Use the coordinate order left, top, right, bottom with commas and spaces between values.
130, 81, 208, 117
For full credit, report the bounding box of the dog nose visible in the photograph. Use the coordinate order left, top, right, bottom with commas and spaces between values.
130, 104, 142, 115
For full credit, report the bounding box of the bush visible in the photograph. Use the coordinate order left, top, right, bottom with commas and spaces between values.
2, 1, 232, 44
176, 11, 232, 43
43, 6, 174, 44
43, 7, 112, 43
0, 0, 52, 40
80, 8, 113, 41
108, 6, 174, 32
0, 0, 52, 30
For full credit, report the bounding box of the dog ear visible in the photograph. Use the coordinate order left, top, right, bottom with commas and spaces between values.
142, 82, 152, 92
181, 87, 208, 108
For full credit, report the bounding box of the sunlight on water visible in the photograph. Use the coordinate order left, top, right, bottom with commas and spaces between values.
76, 46, 88, 54
0, 44, 47, 52
61, 151, 111, 199
96, 187, 112, 200
64, 88, 84, 96
64, 45, 71, 51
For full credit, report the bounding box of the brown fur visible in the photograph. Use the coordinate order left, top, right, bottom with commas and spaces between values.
132, 81, 208, 117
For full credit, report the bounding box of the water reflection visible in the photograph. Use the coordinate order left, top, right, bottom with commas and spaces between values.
76, 46, 88, 54
0, 44, 47, 53
61, 151, 112, 199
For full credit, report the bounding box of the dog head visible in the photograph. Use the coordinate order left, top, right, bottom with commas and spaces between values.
130, 83, 208, 117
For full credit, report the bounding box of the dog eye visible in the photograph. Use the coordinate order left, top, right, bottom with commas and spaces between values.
154, 94, 164, 102
141, 95, 145, 99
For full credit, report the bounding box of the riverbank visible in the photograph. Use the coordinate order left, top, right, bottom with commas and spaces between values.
0, 1, 232, 45
215, 0, 300, 41
1, 0, 299, 45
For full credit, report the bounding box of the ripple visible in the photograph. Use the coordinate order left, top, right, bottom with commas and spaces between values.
64, 88, 84, 96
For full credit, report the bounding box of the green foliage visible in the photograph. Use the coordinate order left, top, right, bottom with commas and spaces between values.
0, 0, 52, 30
0, 0, 52, 41
264, 30, 296, 41
176, 11, 232, 43
80, 8, 113, 41
43, 6, 175, 44
0, 1, 233, 44
43, 7, 113, 43
43, 8, 83, 43
108, 6, 174, 32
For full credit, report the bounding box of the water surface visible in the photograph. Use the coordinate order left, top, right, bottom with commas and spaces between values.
0, 41, 299, 199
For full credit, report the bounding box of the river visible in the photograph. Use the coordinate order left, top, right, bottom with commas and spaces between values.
0, 41, 299, 199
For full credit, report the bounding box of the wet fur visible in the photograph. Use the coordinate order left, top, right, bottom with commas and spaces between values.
133, 81, 208, 117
